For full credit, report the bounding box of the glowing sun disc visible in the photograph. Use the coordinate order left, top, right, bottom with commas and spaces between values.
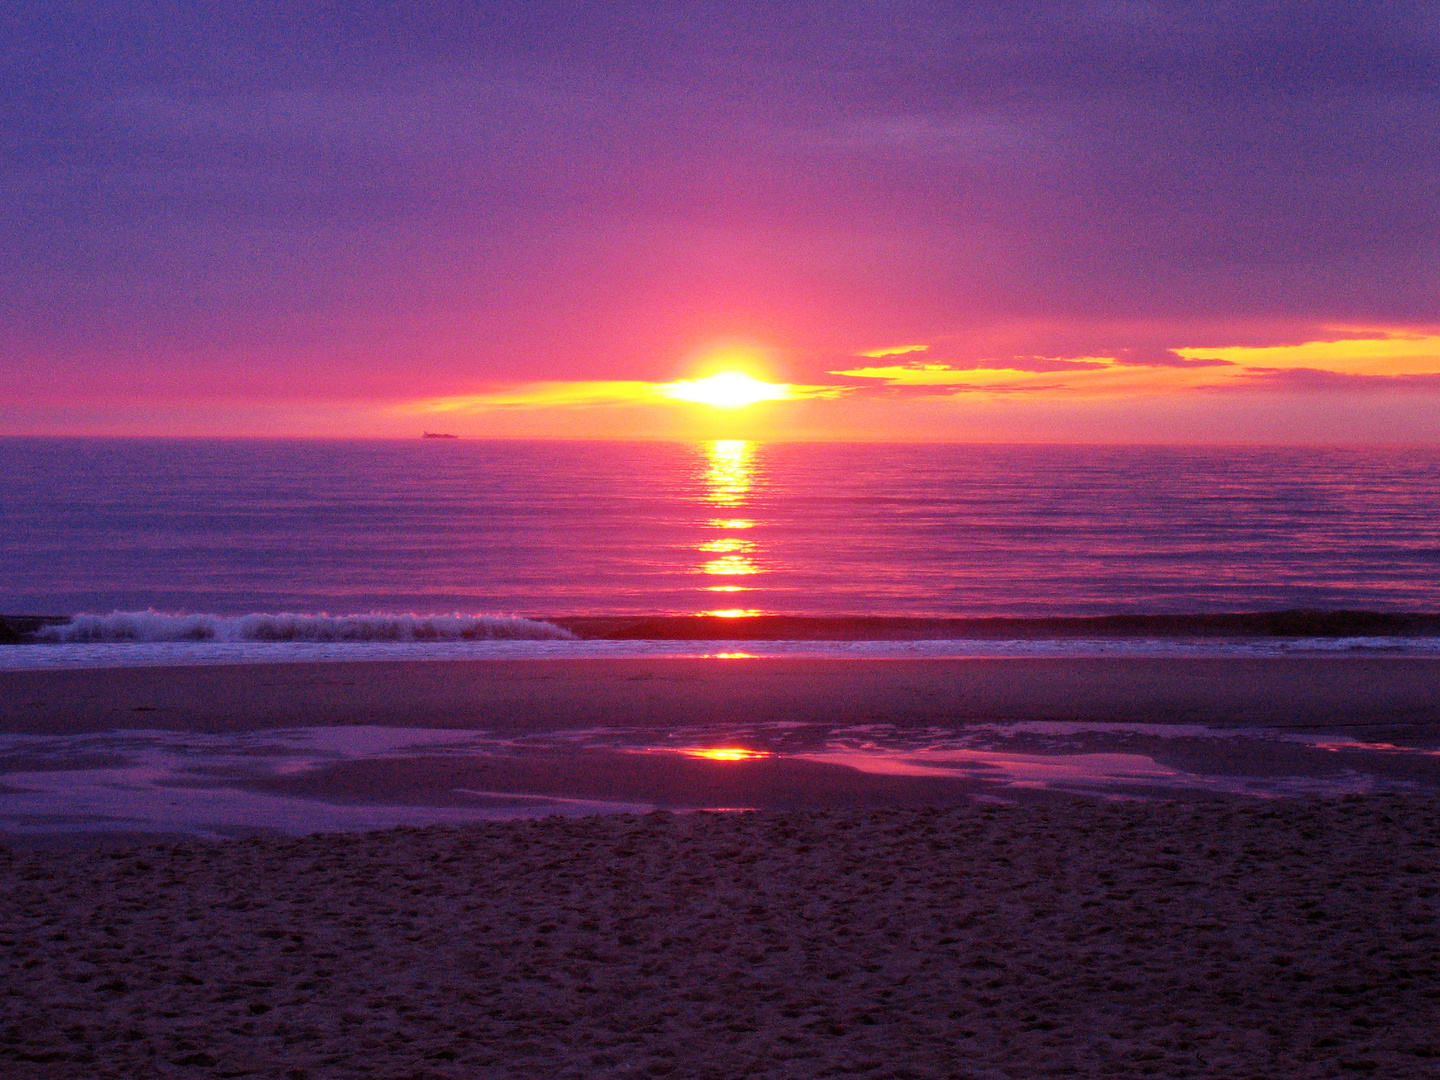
661, 372, 792, 408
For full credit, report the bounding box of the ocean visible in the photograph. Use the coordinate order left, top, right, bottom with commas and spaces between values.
3, 437, 1440, 666
5, 436, 1440, 826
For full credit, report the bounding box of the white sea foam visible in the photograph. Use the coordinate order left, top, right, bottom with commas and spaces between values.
33, 610, 575, 644
3, 633, 1440, 671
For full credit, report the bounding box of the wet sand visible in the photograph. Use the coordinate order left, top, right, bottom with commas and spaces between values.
1, 798, 1437, 1079
6, 656, 1440, 739
3, 657, 1440, 846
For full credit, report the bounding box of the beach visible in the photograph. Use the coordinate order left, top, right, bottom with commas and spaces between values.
3, 656, 1440, 841
7, 656, 1440, 738
2, 797, 1437, 1079
0, 657, 1438, 842
0, 657, 1438, 1076
8, 0, 1440, 1072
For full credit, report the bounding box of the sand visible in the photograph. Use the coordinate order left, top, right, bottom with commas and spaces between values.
6, 657, 1440, 739
2, 658, 1438, 1076
4, 658, 1440, 845
1, 798, 1437, 1080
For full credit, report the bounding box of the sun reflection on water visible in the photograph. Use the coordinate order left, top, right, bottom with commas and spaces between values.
699, 538, 754, 553
693, 441, 768, 602
701, 555, 760, 575
703, 440, 754, 506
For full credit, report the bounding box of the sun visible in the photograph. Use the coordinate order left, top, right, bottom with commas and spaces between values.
660, 371, 794, 408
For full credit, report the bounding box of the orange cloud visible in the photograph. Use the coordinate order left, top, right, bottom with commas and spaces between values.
830, 359, 1233, 397
832, 330, 1440, 398
857, 343, 932, 359
398, 378, 847, 415
368, 328, 1440, 443
403, 381, 661, 412
1174, 332, 1440, 376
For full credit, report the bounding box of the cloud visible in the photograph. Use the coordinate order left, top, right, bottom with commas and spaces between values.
1110, 346, 1234, 368
857, 344, 931, 359
1217, 367, 1440, 392
829, 346, 1226, 388
828, 327, 1440, 400
6, 3, 1440, 419
825, 359, 1157, 397
403, 382, 663, 413
841, 338, 1243, 379
841, 357, 1112, 376
960, 356, 1113, 372
1171, 331, 1440, 372
398, 378, 849, 414
863, 380, 1074, 398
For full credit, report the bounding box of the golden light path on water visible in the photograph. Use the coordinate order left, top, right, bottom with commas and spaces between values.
701, 555, 760, 576
699, 538, 754, 553
702, 439, 753, 506
697, 439, 767, 615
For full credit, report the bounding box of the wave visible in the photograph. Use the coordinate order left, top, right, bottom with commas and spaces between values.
554, 610, 1440, 640
30, 611, 575, 643
10, 609, 1440, 646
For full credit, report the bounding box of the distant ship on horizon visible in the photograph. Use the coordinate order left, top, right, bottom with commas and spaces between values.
422, 432, 459, 439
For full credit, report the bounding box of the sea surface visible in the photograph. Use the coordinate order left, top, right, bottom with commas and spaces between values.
5, 436, 1440, 833
5, 437, 1440, 622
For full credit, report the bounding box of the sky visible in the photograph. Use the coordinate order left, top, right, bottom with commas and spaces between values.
3, 1, 1440, 441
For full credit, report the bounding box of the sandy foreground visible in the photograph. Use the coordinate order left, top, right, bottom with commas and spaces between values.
1, 798, 1437, 1080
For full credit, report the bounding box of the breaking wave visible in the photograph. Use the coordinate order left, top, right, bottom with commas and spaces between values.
34, 611, 575, 643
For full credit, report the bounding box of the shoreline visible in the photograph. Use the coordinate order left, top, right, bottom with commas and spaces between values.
2, 657, 1439, 848
6, 637, 1440, 676
9, 608, 1440, 643
555, 609, 1440, 639
7, 655, 1440, 737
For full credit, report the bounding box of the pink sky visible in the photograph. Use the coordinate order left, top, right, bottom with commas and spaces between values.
5, 4, 1440, 442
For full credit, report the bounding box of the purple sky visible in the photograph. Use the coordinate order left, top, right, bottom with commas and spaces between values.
4, 2, 1440, 439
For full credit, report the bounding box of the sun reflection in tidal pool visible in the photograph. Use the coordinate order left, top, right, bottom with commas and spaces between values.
679, 747, 771, 759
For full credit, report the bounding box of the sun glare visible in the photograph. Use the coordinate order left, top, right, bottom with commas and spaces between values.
703, 439, 754, 505
699, 538, 754, 552
661, 372, 793, 408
